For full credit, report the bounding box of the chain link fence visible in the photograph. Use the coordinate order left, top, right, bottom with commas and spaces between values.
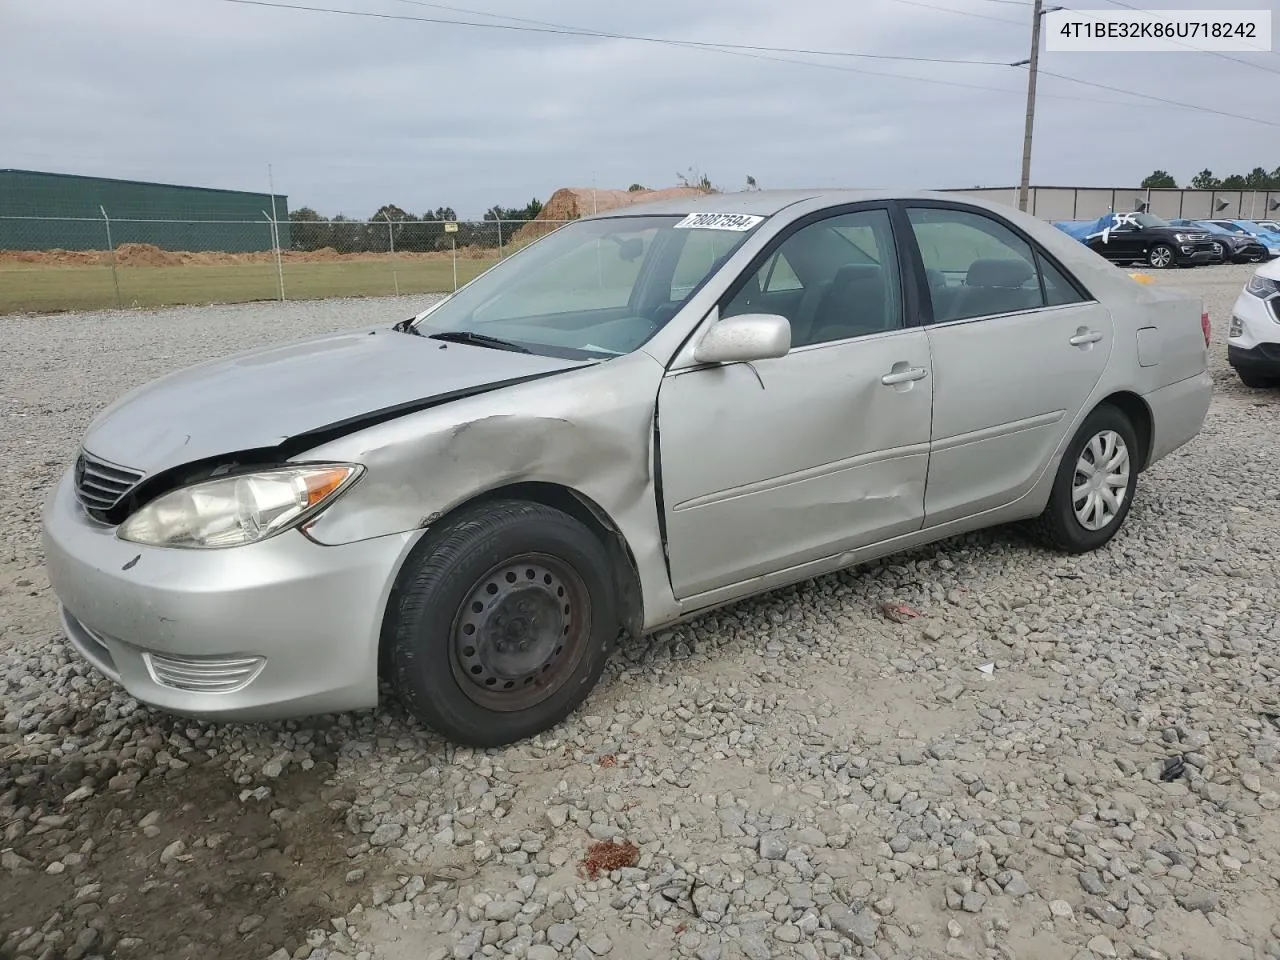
0, 213, 573, 315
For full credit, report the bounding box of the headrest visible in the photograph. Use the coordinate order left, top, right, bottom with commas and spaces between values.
831, 263, 884, 287
965, 257, 1034, 288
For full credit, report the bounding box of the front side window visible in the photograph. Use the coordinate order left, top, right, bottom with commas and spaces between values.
669, 228, 743, 301
722, 208, 903, 348
906, 206, 1082, 322
412, 215, 760, 359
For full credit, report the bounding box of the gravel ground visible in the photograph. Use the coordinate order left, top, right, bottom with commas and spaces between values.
3, 265, 1279, 960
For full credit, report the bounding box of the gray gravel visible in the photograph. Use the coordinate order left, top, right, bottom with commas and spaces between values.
3, 266, 1280, 960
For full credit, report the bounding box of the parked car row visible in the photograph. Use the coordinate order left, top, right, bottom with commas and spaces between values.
1052, 211, 1280, 268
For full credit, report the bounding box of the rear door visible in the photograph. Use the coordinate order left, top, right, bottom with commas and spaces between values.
901, 202, 1114, 527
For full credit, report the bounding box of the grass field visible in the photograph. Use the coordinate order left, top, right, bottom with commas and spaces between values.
0, 257, 502, 314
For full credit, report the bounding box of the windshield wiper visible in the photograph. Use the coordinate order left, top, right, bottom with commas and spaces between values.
426, 330, 532, 354
392, 316, 422, 334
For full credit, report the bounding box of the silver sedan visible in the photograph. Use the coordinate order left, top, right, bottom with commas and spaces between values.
42, 190, 1213, 746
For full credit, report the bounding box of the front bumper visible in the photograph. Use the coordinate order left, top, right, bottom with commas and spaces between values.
1229, 242, 1269, 262
1228, 287, 1280, 357
1175, 245, 1220, 265
41, 469, 422, 721
1228, 343, 1280, 376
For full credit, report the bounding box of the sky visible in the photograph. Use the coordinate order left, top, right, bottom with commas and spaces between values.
2, 0, 1278, 219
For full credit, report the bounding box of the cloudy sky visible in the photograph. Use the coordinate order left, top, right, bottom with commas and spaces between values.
2, 0, 1277, 219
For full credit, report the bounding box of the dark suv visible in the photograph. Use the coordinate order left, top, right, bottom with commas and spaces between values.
1084, 212, 1220, 269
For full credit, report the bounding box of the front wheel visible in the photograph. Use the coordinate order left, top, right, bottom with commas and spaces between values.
1147, 244, 1176, 269
387, 499, 618, 747
1029, 404, 1139, 553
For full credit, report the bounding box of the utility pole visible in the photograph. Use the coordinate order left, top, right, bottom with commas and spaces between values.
1013, 0, 1045, 213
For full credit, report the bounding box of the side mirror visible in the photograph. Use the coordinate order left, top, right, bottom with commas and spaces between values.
693, 313, 791, 364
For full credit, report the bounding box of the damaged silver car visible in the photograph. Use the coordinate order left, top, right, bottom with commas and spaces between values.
42, 190, 1212, 746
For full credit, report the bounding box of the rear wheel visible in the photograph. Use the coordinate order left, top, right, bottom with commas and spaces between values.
387, 499, 618, 747
1029, 404, 1139, 553
1147, 244, 1176, 269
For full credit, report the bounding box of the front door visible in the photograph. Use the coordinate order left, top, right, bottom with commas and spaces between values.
901, 203, 1114, 527
656, 206, 935, 600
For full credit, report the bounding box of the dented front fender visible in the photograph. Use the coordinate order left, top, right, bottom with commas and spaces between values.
293, 350, 680, 629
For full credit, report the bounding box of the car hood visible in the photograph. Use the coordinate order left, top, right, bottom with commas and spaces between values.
81, 326, 589, 475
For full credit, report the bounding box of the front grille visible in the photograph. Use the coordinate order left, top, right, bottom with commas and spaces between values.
143, 652, 266, 694
1183, 232, 1211, 242
74, 450, 144, 513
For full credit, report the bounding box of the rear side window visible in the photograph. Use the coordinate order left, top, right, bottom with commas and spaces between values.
1037, 253, 1086, 307
905, 206, 1083, 322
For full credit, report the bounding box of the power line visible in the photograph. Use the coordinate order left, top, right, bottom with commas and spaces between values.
886, 0, 1026, 26
1032, 67, 1280, 127
219, 0, 1009, 66
1069, 1, 1280, 76
212, 0, 1279, 128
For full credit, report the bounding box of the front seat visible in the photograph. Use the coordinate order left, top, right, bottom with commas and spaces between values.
807, 263, 893, 343
949, 257, 1039, 319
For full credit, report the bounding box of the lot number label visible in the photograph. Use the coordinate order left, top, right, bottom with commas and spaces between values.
674, 213, 764, 231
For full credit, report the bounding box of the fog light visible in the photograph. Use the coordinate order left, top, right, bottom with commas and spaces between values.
1229, 316, 1244, 338
1180, 245, 1194, 254
143, 652, 266, 693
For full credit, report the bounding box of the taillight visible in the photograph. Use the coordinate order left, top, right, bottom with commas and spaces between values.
1201, 311, 1211, 347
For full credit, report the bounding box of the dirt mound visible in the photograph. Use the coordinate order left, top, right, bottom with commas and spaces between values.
0, 248, 105, 266
113, 243, 184, 267
513, 185, 709, 244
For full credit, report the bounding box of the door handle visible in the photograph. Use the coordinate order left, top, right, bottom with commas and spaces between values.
1069, 330, 1104, 346
881, 366, 928, 385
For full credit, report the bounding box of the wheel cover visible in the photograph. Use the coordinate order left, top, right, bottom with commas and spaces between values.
1072, 429, 1131, 531
1150, 246, 1172, 268
449, 553, 592, 712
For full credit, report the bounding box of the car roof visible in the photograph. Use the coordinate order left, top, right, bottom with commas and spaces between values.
577, 188, 994, 220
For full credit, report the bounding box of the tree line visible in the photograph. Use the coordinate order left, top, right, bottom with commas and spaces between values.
287, 198, 545, 252
1141, 166, 1280, 190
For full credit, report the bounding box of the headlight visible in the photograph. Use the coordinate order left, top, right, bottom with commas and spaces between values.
1245, 274, 1280, 300
118, 463, 362, 549
1173, 233, 1189, 243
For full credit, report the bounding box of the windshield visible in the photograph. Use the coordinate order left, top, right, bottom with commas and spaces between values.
1237, 220, 1267, 233
410, 214, 762, 359
1131, 212, 1170, 228
1214, 221, 1247, 234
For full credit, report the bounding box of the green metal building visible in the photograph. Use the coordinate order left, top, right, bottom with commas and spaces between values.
0, 169, 290, 252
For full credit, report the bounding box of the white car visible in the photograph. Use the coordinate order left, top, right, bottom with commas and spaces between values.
1228, 259, 1280, 387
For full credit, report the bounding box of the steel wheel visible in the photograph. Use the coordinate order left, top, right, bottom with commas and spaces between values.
1147, 245, 1174, 269
1072, 429, 1131, 531
449, 552, 592, 712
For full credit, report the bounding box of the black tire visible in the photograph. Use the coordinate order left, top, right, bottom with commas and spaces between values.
1236, 369, 1276, 388
387, 499, 618, 747
1147, 244, 1176, 269
1029, 404, 1139, 554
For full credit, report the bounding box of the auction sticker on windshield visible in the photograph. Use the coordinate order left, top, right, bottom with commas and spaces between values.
674, 213, 765, 231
